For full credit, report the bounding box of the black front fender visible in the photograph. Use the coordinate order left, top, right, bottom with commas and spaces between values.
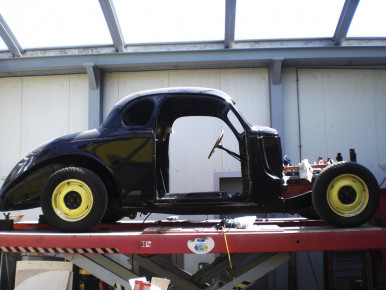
0, 165, 54, 211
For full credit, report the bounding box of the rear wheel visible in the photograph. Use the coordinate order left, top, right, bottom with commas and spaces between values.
298, 207, 320, 220
312, 162, 380, 227
41, 167, 108, 232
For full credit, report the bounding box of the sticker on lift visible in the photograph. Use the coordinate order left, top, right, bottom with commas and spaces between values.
187, 237, 215, 254
137, 241, 152, 249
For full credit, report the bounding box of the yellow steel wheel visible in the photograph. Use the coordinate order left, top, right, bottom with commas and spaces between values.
312, 161, 380, 227
51, 179, 93, 222
326, 174, 369, 217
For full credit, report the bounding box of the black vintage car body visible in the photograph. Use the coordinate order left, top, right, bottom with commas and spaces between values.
0, 87, 380, 231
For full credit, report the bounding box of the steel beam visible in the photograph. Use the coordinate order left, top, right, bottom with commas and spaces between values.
133, 254, 202, 290
269, 58, 283, 86
269, 58, 284, 152
333, 0, 360, 46
84, 63, 99, 90
224, 0, 237, 49
0, 14, 23, 57
64, 254, 136, 289
210, 252, 290, 290
99, 0, 125, 52
84, 63, 103, 129
0, 46, 385, 78
191, 254, 246, 285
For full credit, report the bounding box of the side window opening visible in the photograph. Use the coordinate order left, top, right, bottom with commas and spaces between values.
123, 99, 154, 127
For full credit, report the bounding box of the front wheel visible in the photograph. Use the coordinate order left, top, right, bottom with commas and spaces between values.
41, 167, 108, 232
312, 161, 380, 227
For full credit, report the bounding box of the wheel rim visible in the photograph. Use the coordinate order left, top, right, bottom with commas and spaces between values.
327, 174, 369, 217
51, 179, 93, 222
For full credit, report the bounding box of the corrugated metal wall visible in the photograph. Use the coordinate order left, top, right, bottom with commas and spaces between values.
283, 68, 386, 184
103, 68, 270, 192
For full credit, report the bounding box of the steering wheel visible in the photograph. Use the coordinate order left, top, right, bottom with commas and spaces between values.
208, 131, 224, 159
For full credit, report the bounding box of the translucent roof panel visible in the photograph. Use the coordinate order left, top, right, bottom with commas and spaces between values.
0, 0, 112, 49
113, 0, 225, 44
0, 37, 7, 50
347, 0, 386, 37
235, 0, 345, 40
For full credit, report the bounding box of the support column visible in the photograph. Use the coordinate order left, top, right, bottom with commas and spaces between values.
84, 63, 103, 129
269, 58, 285, 153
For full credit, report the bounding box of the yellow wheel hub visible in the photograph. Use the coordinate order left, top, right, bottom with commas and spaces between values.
51, 179, 93, 222
327, 174, 369, 217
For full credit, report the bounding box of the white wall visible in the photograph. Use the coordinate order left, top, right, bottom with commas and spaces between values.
103, 69, 270, 124
283, 68, 386, 184
0, 74, 89, 220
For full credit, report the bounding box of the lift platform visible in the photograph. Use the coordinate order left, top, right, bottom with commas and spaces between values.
0, 219, 385, 255
0, 218, 385, 289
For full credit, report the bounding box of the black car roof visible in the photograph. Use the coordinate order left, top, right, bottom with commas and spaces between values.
102, 87, 236, 128
115, 87, 234, 108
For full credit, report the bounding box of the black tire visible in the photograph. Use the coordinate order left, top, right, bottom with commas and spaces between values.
312, 161, 380, 227
101, 209, 124, 223
298, 207, 320, 220
41, 167, 108, 232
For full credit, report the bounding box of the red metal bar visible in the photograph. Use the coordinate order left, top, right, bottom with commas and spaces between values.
0, 225, 384, 255
11, 218, 328, 231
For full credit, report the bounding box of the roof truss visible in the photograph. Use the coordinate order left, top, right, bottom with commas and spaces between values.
98, 0, 125, 52
224, 0, 236, 49
333, 0, 360, 46
0, 14, 23, 57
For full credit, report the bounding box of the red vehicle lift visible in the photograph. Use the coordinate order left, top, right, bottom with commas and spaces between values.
0, 219, 384, 255
0, 218, 385, 289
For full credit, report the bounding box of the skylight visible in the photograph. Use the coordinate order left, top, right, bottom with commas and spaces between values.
235, 0, 345, 40
0, 37, 7, 50
0, 0, 112, 48
347, 0, 386, 37
0, 0, 384, 54
113, 0, 225, 44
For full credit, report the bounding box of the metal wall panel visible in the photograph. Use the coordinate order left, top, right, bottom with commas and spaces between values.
103, 71, 169, 119
218, 69, 270, 174
0, 75, 88, 219
69, 75, 89, 133
18, 75, 88, 156
168, 70, 224, 193
103, 68, 269, 193
285, 68, 386, 184
282, 68, 300, 164
0, 77, 22, 180
374, 70, 386, 178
